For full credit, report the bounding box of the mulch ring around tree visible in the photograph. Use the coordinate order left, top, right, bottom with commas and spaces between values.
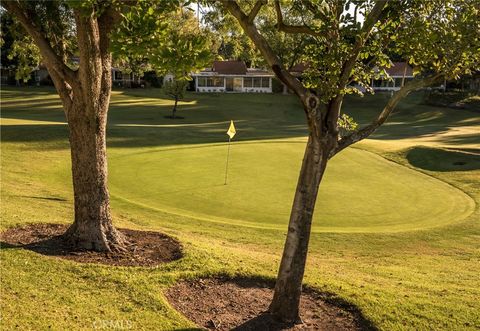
0, 223, 182, 267
165, 277, 376, 331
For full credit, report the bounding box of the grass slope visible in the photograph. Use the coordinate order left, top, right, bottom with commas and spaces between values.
1, 87, 479, 330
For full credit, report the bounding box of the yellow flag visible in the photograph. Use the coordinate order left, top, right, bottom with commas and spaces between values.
226, 120, 236, 139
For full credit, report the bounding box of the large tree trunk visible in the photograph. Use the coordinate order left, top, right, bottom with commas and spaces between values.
59, 9, 127, 252
3, 1, 125, 253
63, 97, 126, 252
268, 131, 331, 323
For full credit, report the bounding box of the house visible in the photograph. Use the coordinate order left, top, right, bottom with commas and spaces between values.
111, 68, 145, 88
288, 61, 416, 92
289, 62, 309, 77
0, 64, 50, 86
0, 66, 16, 85
192, 60, 273, 93
371, 62, 414, 91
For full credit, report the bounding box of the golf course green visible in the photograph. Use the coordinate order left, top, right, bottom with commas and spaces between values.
109, 141, 473, 232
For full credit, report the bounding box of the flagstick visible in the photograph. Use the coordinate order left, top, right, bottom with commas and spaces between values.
224, 137, 231, 185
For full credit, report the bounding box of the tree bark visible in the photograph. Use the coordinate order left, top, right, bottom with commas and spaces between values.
172, 96, 178, 119
269, 130, 331, 323
63, 97, 126, 252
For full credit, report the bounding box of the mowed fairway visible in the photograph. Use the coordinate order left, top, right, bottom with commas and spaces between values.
1, 87, 480, 330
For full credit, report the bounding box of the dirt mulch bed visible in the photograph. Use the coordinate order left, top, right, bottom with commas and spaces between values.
0, 223, 182, 267
165, 277, 376, 331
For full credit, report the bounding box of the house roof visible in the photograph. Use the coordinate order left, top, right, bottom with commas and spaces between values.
246, 68, 271, 76
289, 61, 414, 78
290, 62, 309, 73
192, 61, 273, 77
385, 62, 414, 77
213, 61, 247, 75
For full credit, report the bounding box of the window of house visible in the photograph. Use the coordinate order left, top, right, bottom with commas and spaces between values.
253, 77, 262, 87
244, 77, 253, 87
213, 77, 224, 87
198, 77, 224, 87
261, 77, 270, 88
380, 79, 394, 87
197, 77, 206, 87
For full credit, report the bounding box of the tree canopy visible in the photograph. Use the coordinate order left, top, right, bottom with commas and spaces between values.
1, 1, 212, 82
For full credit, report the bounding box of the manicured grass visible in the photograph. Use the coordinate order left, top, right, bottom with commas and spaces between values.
107, 142, 473, 232
1, 87, 479, 330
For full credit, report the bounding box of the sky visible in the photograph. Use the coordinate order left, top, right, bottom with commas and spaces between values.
189, 1, 365, 26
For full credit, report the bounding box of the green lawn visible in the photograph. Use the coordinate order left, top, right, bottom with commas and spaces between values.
1, 87, 479, 330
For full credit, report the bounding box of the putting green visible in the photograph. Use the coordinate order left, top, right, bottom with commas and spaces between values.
109, 141, 474, 232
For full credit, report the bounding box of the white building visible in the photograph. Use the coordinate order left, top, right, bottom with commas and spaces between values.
192, 61, 273, 93
291, 62, 416, 93
371, 62, 415, 91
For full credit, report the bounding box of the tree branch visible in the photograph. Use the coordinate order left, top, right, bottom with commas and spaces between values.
220, 0, 307, 99
338, 0, 388, 88
248, 0, 267, 23
325, 1, 389, 136
330, 74, 443, 157
2, 0, 78, 88
274, 0, 321, 37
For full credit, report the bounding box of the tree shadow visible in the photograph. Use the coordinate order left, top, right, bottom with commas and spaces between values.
232, 310, 376, 331
406, 146, 480, 172
0, 223, 67, 255
2, 87, 478, 150
11, 195, 68, 201
167, 275, 377, 331
341, 92, 480, 143
0, 223, 183, 266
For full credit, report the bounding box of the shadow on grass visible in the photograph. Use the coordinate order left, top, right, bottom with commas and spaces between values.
406, 146, 480, 172
2, 87, 479, 150
11, 195, 68, 202
0, 223, 183, 267
0, 224, 67, 254
0, 122, 308, 149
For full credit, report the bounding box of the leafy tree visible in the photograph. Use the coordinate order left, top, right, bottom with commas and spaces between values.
114, 7, 211, 118
111, 6, 212, 79
1, 11, 41, 83
202, 9, 262, 66
219, 0, 480, 323
2, 0, 207, 252
203, 4, 309, 69
163, 78, 188, 118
